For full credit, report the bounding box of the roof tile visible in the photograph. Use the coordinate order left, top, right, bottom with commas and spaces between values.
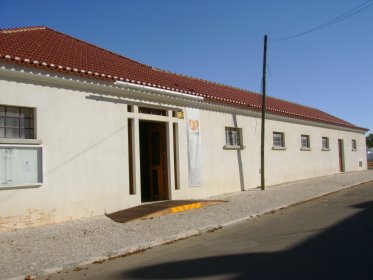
0, 26, 365, 130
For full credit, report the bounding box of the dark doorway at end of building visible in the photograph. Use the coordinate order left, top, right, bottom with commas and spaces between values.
139, 121, 169, 202
338, 139, 345, 172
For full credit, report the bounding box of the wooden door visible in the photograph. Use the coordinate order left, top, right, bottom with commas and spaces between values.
338, 139, 344, 172
148, 123, 168, 201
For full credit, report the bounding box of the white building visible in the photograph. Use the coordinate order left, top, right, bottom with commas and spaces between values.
0, 26, 368, 231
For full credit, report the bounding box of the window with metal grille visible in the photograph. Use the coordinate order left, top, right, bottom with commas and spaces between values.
352, 139, 357, 150
322, 137, 329, 149
0, 105, 34, 139
301, 134, 310, 149
273, 132, 285, 147
225, 127, 241, 147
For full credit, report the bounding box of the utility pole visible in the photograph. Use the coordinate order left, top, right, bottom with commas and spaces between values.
260, 35, 267, 191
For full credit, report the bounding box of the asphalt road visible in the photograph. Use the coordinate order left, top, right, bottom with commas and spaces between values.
41, 181, 373, 280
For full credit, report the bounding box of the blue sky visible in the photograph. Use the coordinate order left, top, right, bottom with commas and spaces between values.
1, 0, 372, 133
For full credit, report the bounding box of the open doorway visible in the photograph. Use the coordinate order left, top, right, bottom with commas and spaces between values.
139, 121, 169, 202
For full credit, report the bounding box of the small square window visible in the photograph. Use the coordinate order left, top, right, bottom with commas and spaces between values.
0, 105, 35, 139
301, 134, 310, 149
273, 132, 285, 147
352, 140, 357, 150
322, 137, 329, 149
225, 127, 242, 148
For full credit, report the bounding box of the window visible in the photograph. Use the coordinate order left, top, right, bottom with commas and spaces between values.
322, 137, 330, 150
273, 132, 285, 148
352, 140, 357, 150
0, 105, 34, 139
225, 127, 242, 149
138, 106, 166, 116
301, 134, 310, 149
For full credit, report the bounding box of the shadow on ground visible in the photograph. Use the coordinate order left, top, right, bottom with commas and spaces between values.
123, 200, 373, 279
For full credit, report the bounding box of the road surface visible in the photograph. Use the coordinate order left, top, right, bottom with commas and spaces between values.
41, 181, 373, 280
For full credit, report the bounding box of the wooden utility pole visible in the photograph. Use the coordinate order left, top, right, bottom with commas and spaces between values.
260, 35, 267, 191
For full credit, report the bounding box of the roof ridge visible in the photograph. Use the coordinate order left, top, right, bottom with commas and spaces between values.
0, 26, 46, 33
43, 26, 154, 70
0, 25, 154, 70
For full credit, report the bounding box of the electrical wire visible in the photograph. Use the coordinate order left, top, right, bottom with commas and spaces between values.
267, 64, 312, 105
270, 0, 373, 43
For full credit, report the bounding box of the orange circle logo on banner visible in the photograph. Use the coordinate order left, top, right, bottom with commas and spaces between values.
188, 120, 199, 131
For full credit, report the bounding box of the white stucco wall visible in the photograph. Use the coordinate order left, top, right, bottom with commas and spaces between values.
0, 75, 140, 230
0, 66, 367, 230
173, 108, 367, 200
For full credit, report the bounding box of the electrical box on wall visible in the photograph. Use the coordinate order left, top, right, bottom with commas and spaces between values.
0, 146, 43, 188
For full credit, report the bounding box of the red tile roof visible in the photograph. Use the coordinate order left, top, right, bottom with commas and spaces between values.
0, 26, 366, 131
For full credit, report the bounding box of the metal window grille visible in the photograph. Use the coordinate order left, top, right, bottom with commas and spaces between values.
301, 135, 310, 148
352, 140, 357, 150
0, 106, 34, 139
273, 132, 284, 147
225, 127, 241, 147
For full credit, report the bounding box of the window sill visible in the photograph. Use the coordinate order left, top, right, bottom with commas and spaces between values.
300, 147, 312, 151
272, 146, 287, 150
223, 145, 245, 150
322, 148, 330, 151
352, 149, 357, 152
0, 138, 43, 145
0, 183, 42, 190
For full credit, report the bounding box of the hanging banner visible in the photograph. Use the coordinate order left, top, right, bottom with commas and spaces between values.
186, 108, 202, 187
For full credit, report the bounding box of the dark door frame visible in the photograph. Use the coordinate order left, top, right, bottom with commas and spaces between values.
338, 139, 345, 172
139, 120, 169, 202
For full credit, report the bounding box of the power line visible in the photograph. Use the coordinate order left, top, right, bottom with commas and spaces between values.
267, 64, 312, 105
270, 0, 373, 43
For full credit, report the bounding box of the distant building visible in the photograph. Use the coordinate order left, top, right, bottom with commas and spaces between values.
0, 26, 368, 230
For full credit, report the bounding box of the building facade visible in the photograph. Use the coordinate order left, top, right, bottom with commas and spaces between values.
0, 27, 368, 231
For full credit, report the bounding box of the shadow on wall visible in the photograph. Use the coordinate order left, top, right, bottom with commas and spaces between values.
232, 114, 245, 191
45, 126, 125, 176
124, 200, 373, 280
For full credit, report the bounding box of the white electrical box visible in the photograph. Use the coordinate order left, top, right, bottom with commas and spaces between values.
0, 146, 42, 188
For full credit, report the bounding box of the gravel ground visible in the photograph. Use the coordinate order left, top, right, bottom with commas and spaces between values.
1, 170, 373, 280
